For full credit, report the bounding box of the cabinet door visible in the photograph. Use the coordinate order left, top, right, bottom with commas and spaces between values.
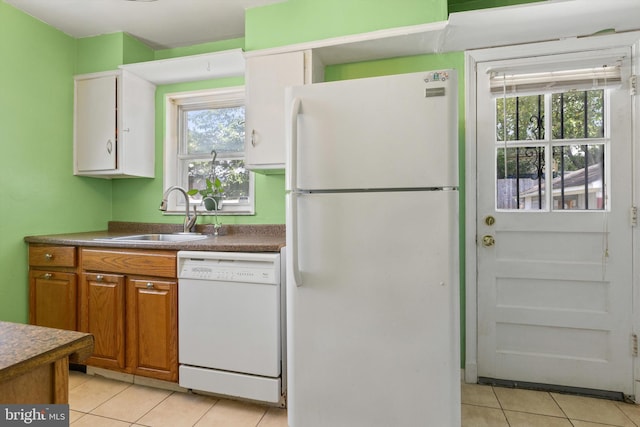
75, 74, 117, 172
29, 270, 77, 331
79, 272, 126, 370
126, 278, 178, 382
118, 70, 156, 178
245, 51, 306, 171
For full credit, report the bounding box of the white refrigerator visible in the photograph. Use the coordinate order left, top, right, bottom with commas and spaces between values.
285, 70, 460, 427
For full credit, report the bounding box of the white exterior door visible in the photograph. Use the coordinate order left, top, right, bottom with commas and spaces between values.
475, 48, 634, 395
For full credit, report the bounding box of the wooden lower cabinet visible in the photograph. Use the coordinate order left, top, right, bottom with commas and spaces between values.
80, 273, 126, 370
29, 270, 77, 331
78, 248, 178, 382
127, 278, 178, 382
28, 245, 78, 331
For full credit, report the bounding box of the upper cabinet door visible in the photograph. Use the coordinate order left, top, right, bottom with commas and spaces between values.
74, 74, 117, 173
74, 70, 155, 179
244, 51, 308, 172
118, 70, 156, 178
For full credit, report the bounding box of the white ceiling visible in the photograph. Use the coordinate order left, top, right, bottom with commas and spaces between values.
3, 0, 285, 49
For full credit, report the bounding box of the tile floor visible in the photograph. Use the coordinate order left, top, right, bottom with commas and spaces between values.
68, 371, 287, 427
69, 371, 640, 426
461, 382, 640, 427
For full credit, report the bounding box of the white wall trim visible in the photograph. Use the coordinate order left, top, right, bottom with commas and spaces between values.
631, 38, 640, 402
464, 49, 479, 385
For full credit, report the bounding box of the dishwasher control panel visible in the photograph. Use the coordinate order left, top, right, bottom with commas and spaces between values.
177, 251, 280, 285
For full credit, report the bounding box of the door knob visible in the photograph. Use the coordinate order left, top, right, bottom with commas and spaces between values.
482, 235, 495, 247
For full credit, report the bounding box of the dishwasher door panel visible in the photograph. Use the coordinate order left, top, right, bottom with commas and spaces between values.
178, 278, 280, 377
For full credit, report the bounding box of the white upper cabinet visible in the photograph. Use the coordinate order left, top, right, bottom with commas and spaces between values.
244, 50, 322, 172
74, 70, 155, 178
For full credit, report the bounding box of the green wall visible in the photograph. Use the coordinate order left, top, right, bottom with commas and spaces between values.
448, 0, 542, 13
154, 38, 245, 61
76, 32, 153, 75
0, 2, 112, 322
245, 0, 447, 51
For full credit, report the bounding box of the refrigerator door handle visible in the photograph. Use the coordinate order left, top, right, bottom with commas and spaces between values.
286, 97, 302, 193
287, 97, 304, 286
290, 192, 303, 286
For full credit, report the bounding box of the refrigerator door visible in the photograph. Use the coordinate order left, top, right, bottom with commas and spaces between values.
286, 190, 460, 427
286, 70, 458, 192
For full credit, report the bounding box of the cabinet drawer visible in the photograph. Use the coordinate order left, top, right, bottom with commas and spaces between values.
82, 249, 177, 278
29, 246, 76, 268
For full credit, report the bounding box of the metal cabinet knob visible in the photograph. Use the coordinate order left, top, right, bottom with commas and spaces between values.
45, 253, 53, 260
42, 273, 53, 280
96, 275, 104, 281
482, 235, 495, 247
146, 282, 154, 289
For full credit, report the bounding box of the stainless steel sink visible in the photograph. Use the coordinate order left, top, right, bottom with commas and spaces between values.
95, 233, 208, 243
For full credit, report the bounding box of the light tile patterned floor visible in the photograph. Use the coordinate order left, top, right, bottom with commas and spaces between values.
462, 382, 640, 426
70, 371, 640, 426
68, 371, 287, 427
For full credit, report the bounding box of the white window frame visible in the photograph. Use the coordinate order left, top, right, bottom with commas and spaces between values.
163, 86, 255, 215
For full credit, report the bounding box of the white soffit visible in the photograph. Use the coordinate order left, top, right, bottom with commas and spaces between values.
442, 0, 640, 52
310, 21, 448, 66
250, 0, 640, 66
120, 49, 245, 85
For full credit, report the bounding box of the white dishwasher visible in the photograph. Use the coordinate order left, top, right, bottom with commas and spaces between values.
177, 250, 285, 404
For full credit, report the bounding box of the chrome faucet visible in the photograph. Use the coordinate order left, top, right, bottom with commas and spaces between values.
159, 186, 197, 233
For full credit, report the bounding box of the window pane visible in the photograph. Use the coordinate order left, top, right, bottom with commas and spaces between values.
551, 90, 604, 139
551, 144, 604, 210
186, 106, 245, 155
496, 95, 544, 141
496, 146, 546, 210
187, 159, 250, 203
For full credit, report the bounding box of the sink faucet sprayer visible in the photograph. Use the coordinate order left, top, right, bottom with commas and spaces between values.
159, 186, 197, 233
202, 196, 222, 236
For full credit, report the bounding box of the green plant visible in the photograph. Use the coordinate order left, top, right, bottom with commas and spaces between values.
187, 176, 223, 198
187, 150, 224, 211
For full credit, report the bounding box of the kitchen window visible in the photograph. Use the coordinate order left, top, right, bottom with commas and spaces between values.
164, 87, 254, 214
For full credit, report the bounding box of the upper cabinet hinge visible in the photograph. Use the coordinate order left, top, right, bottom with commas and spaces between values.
632, 206, 638, 227
630, 75, 637, 96
632, 333, 638, 357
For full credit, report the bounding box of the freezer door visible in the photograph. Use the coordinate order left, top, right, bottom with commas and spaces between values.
286, 70, 458, 191
286, 190, 460, 427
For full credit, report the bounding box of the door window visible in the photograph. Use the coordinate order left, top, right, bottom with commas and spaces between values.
492, 66, 619, 212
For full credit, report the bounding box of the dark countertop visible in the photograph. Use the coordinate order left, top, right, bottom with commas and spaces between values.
24, 221, 286, 252
0, 321, 93, 383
